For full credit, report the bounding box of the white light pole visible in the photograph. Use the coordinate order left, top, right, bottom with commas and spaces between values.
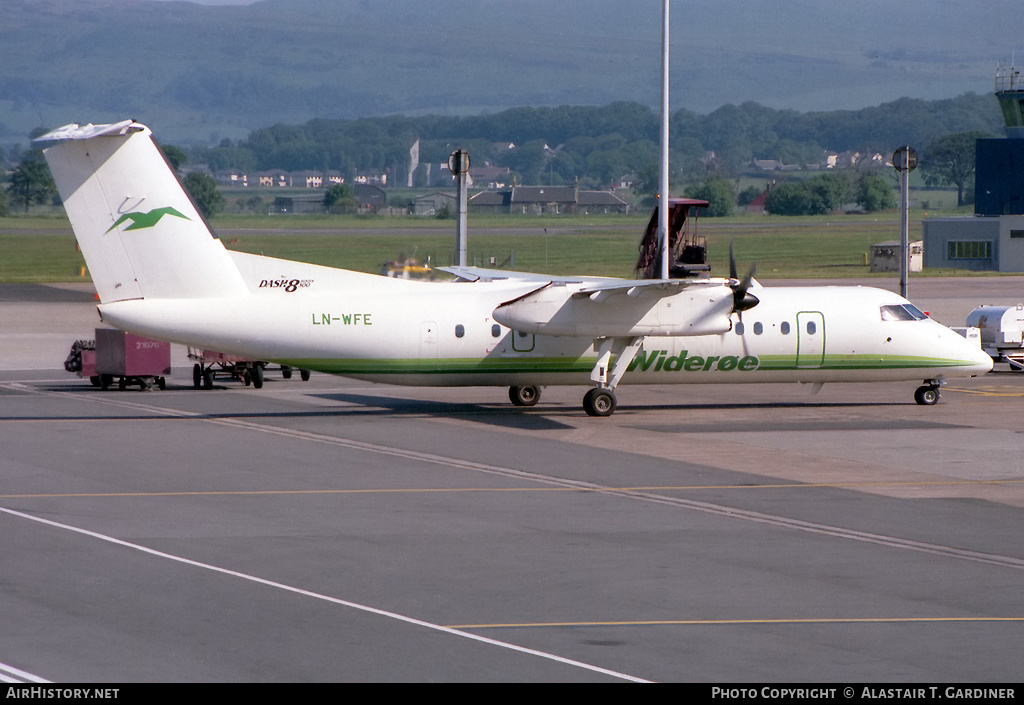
449, 150, 470, 267
892, 146, 918, 298
658, 0, 671, 280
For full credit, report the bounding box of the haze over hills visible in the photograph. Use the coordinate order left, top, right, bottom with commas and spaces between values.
1, 0, 1021, 145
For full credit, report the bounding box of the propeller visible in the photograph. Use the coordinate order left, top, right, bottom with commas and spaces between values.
729, 241, 760, 314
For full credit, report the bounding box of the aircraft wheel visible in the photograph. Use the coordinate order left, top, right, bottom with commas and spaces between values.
583, 388, 616, 417
203, 370, 214, 390
300, 369, 310, 382
282, 366, 293, 379
193, 364, 202, 389
914, 385, 940, 406
251, 364, 264, 389
509, 385, 541, 407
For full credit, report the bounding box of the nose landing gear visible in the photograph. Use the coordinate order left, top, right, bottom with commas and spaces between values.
914, 379, 944, 406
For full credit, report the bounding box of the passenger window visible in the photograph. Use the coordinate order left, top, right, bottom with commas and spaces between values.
753, 322, 763, 335
455, 324, 465, 338
780, 321, 790, 335
806, 321, 816, 335
491, 324, 501, 337
735, 322, 745, 335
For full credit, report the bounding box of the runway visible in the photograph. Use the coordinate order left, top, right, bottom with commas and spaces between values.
2, 279, 1024, 682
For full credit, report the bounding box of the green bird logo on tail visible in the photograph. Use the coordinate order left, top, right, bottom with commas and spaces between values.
106, 207, 190, 233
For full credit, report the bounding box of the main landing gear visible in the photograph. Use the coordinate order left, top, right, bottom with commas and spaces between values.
509, 385, 541, 407
582, 336, 645, 417
506, 337, 644, 417
583, 387, 617, 417
914, 379, 943, 406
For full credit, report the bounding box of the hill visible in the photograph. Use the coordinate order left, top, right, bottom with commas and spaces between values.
1, 0, 1019, 144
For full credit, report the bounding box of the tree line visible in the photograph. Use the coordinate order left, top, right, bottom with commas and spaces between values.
186, 93, 1001, 190
1, 93, 1002, 217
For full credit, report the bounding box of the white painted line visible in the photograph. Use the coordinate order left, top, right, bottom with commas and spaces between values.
0, 661, 51, 683
0, 506, 651, 683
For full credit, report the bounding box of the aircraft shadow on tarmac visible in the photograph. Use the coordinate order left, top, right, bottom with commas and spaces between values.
31, 383, 971, 434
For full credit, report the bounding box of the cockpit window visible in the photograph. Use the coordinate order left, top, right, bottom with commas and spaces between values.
880, 304, 928, 321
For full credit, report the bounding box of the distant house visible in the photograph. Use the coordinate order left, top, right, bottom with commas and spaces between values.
577, 189, 631, 215
612, 173, 636, 190
469, 162, 512, 189
413, 192, 456, 216
467, 189, 511, 214
257, 170, 292, 188
829, 151, 884, 169
352, 183, 387, 210
745, 188, 770, 215
511, 186, 577, 214
293, 171, 325, 189
469, 185, 629, 215
272, 193, 325, 214
212, 169, 248, 187
354, 170, 388, 187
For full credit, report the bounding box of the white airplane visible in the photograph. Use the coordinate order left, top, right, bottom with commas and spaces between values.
37, 120, 992, 416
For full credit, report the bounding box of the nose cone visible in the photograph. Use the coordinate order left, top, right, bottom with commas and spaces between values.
950, 329, 994, 376
969, 341, 995, 375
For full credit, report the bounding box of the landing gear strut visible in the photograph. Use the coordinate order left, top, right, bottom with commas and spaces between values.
582, 336, 645, 417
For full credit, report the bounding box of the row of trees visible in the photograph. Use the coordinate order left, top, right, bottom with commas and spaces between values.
679, 171, 897, 218
1, 95, 996, 218
187, 94, 1001, 192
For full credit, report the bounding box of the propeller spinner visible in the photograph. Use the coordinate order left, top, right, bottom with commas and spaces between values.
729, 241, 760, 313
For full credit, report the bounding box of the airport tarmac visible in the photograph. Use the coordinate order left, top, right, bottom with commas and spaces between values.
2, 278, 1024, 682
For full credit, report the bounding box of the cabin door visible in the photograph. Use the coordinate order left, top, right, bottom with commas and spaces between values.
796, 312, 825, 368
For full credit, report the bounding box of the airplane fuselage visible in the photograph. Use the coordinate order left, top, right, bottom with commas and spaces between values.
98, 275, 992, 388
38, 120, 992, 416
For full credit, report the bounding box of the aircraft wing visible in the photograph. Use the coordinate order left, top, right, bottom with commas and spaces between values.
574, 277, 723, 301
437, 265, 616, 285
493, 276, 736, 338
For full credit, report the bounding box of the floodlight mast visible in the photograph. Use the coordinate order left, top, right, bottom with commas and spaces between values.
892, 145, 917, 298
659, 0, 671, 280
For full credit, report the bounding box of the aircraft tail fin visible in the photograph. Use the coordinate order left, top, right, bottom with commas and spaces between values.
37, 121, 247, 303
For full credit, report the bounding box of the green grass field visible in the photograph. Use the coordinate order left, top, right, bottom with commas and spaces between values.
0, 209, 993, 284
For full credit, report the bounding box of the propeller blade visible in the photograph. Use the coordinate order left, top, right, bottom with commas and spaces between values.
728, 242, 759, 312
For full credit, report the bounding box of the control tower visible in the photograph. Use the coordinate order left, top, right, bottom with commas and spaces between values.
995, 63, 1024, 139
924, 63, 1024, 271
976, 64, 1024, 216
